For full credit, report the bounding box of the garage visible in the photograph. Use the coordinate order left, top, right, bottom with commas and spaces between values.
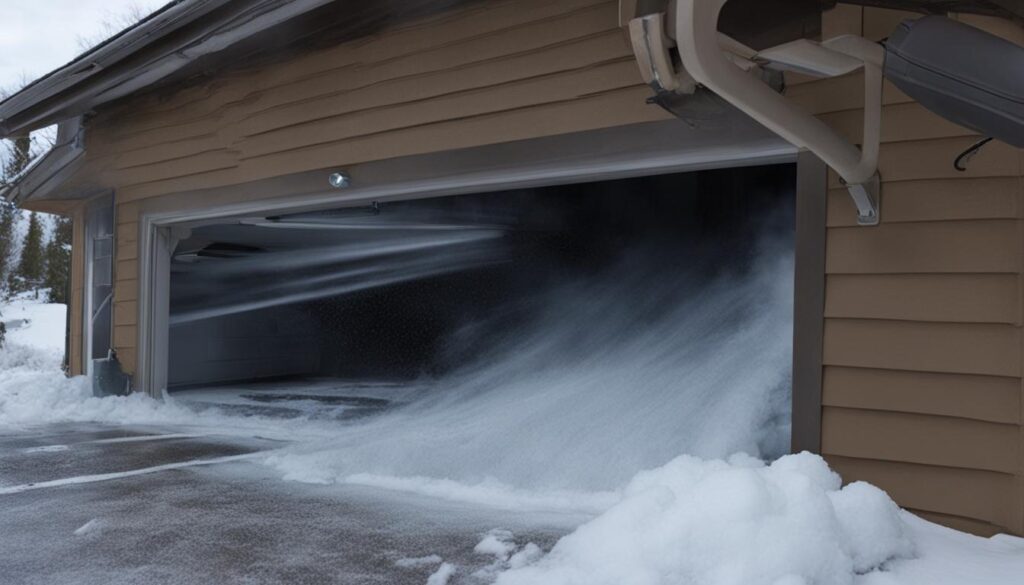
157, 160, 799, 484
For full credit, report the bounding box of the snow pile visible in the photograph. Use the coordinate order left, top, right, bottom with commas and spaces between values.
475, 529, 519, 559
426, 562, 457, 585
1, 295, 67, 352
0, 296, 368, 435
0, 296, 199, 430
0, 342, 183, 429
472, 530, 545, 581
0, 340, 373, 436
860, 515, 1024, 585
492, 452, 915, 585
263, 248, 794, 497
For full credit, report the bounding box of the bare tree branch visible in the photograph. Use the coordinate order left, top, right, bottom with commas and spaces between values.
76, 3, 151, 51
3, 5, 154, 194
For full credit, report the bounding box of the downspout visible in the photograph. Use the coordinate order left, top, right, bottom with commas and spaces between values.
629, 0, 885, 225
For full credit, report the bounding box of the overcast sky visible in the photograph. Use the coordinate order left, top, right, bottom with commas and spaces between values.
0, 0, 167, 92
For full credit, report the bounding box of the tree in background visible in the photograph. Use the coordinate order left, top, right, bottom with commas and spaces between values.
1, 135, 32, 187
43, 216, 73, 303
0, 80, 38, 192
0, 201, 17, 289
9, 212, 45, 295
1, 85, 32, 296
76, 3, 151, 50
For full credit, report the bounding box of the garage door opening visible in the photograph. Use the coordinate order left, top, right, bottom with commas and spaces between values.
166, 164, 797, 488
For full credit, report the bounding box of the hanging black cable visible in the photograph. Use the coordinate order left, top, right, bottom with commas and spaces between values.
954, 137, 994, 172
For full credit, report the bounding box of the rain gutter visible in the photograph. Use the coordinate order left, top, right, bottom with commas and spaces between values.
0, 0, 337, 138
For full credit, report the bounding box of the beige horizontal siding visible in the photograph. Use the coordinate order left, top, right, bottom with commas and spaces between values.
117, 242, 139, 262
827, 177, 1021, 227
826, 455, 1017, 534
114, 280, 138, 303
817, 102, 977, 145
862, 7, 920, 40
234, 59, 641, 160
110, 7, 629, 157
116, 85, 665, 202
113, 301, 138, 328
82, 0, 665, 203
120, 0, 613, 126
116, 221, 139, 243
824, 319, 1021, 377
787, 72, 912, 115
824, 274, 1020, 324
814, 6, 1024, 536
113, 325, 136, 350
116, 348, 137, 376
826, 137, 1022, 188
100, 0, 664, 374
822, 407, 1019, 474
86, 0, 1024, 536
826, 220, 1021, 275
240, 12, 629, 135
823, 366, 1021, 424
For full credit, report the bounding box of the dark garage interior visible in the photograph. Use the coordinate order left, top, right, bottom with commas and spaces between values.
167, 164, 796, 394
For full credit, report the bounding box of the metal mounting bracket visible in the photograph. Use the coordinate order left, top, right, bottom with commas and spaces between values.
843, 172, 880, 226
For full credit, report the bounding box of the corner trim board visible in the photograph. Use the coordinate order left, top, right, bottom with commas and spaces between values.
792, 150, 828, 453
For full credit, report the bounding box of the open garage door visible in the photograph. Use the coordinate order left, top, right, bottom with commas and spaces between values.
163, 162, 800, 462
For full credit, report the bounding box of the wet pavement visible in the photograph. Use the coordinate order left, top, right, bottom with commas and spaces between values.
0, 424, 578, 585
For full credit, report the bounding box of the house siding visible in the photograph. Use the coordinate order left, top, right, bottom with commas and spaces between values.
57, 0, 1024, 537
79, 0, 668, 377
804, 5, 1024, 536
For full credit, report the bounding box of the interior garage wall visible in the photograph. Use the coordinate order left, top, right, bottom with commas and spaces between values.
167, 306, 321, 387
85, 0, 671, 376
793, 4, 1024, 536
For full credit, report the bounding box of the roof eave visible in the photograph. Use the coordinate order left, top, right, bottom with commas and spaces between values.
1, 118, 86, 206
0, 0, 341, 138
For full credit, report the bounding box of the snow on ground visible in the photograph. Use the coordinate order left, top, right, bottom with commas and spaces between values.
1, 294, 1024, 585
0, 296, 392, 438
1, 292, 67, 352
491, 453, 912, 585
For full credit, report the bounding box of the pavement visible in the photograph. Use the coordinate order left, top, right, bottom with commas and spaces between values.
0, 423, 578, 585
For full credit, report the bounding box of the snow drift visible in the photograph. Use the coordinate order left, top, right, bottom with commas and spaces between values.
0, 341, 197, 430
490, 452, 915, 585
2, 294, 1024, 585
265, 241, 795, 497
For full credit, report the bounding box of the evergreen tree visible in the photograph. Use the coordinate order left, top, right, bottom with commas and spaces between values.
11, 212, 45, 294
44, 216, 73, 303
1, 127, 32, 296
0, 201, 17, 289
1, 135, 32, 186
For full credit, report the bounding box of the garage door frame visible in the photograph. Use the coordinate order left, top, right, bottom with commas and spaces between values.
134, 119, 822, 450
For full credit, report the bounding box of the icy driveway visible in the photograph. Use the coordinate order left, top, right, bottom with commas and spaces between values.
0, 423, 575, 585
4, 300, 1024, 584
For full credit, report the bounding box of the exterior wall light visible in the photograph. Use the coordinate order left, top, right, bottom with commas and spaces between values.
328, 172, 351, 188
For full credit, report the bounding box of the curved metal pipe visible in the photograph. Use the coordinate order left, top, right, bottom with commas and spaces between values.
674, 0, 883, 224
